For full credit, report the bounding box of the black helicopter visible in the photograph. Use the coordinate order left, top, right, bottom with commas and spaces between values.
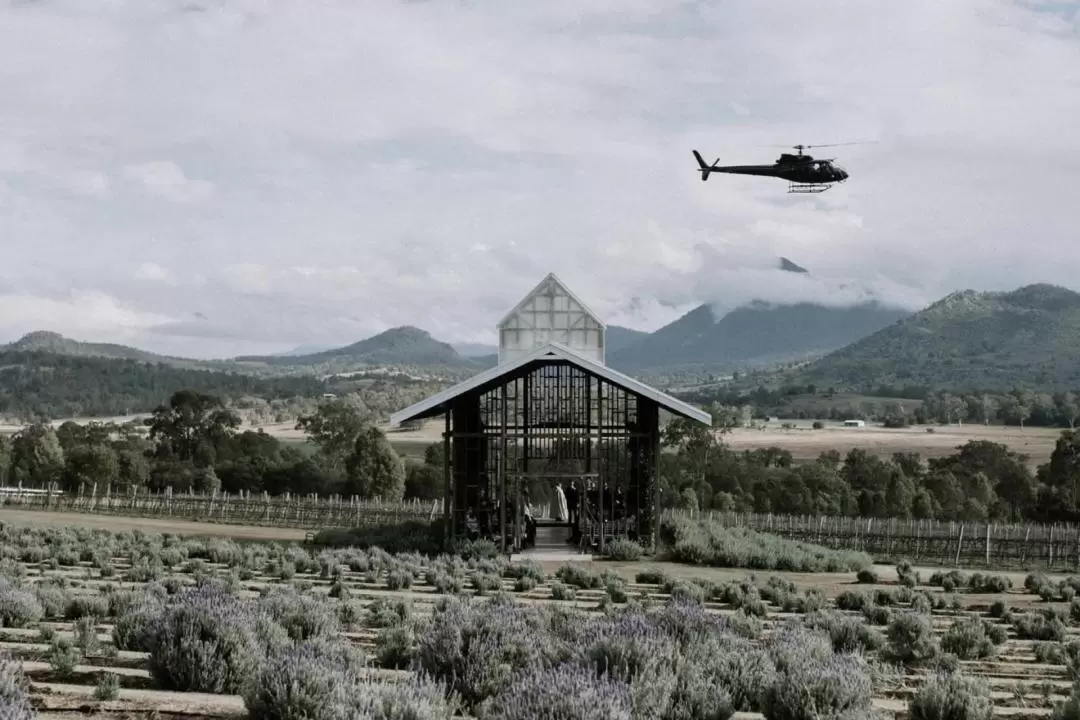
692, 143, 864, 194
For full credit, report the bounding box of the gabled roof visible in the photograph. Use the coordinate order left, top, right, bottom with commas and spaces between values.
389, 342, 711, 426
497, 273, 607, 330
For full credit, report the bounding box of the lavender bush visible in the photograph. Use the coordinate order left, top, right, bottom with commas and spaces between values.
477, 663, 633, 720
415, 597, 561, 707
762, 623, 873, 720
0, 581, 43, 629
0, 648, 35, 720
147, 585, 263, 693
940, 617, 1001, 660
258, 589, 340, 641
909, 672, 993, 720
245, 640, 456, 720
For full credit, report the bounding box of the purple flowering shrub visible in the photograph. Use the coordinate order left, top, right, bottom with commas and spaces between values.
112, 590, 168, 652
245, 639, 456, 720
579, 610, 680, 718
909, 672, 993, 720
477, 663, 634, 720
762, 623, 873, 720
668, 641, 736, 720
147, 585, 264, 693
257, 588, 340, 641
676, 630, 773, 715
0, 648, 35, 720
0, 579, 43, 629
415, 597, 568, 707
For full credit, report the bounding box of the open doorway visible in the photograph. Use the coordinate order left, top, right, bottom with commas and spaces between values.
506, 472, 599, 554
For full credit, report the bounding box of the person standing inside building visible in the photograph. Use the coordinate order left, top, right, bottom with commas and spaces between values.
554, 481, 569, 522
566, 480, 580, 542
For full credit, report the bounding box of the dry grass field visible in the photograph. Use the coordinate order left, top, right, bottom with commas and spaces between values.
2, 515, 1080, 719
376, 419, 1064, 467
2, 416, 1063, 467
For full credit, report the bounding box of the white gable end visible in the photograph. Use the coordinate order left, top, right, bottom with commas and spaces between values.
498, 273, 606, 365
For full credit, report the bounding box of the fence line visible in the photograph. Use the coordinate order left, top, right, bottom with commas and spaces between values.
669, 509, 1080, 570
0, 483, 436, 531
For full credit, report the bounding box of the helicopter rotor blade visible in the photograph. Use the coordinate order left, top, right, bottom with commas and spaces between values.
802, 141, 878, 149
755, 140, 878, 149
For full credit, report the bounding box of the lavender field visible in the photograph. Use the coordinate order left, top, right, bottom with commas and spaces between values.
1, 523, 1079, 719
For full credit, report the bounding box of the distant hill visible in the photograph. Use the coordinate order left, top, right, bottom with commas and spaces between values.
793, 284, 1080, 391
0, 350, 324, 421
276, 344, 337, 357
608, 301, 911, 372
235, 326, 479, 370
452, 342, 498, 358
606, 326, 650, 355
2, 331, 215, 369
779, 257, 809, 273
606, 255, 908, 373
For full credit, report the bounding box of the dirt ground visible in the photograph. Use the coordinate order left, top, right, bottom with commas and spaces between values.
0, 509, 307, 542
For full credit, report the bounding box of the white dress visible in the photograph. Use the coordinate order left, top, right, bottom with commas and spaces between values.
554, 485, 569, 521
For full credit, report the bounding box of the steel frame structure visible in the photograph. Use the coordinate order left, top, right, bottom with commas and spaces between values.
440, 359, 660, 554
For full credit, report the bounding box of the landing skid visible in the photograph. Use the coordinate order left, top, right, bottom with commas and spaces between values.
787, 182, 831, 194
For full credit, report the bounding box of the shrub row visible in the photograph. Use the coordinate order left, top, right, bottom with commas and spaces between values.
659, 515, 871, 573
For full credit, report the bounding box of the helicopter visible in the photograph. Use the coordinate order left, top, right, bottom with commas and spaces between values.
692, 143, 866, 194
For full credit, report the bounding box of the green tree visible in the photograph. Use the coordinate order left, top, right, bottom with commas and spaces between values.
423, 442, 445, 469
0, 434, 11, 485
147, 391, 239, 467
62, 444, 120, 492
345, 426, 405, 501
9, 424, 65, 487
194, 467, 221, 494
1038, 430, 1080, 519
404, 460, 442, 500
1056, 392, 1080, 430
116, 450, 151, 490
296, 398, 369, 473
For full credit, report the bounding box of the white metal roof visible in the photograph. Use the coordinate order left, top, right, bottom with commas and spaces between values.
497, 273, 608, 330
389, 341, 711, 427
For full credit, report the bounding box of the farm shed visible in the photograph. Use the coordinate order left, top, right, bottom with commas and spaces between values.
390, 273, 711, 555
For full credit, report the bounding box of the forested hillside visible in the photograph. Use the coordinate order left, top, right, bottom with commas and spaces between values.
0, 352, 325, 421
795, 284, 1080, 391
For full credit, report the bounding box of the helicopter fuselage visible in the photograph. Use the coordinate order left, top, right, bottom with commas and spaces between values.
711, 161, 848, 185
692, 149, 850, 191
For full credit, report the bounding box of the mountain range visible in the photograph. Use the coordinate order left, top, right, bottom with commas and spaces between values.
790, 283, 1080, 391
5, 264, 1080, 411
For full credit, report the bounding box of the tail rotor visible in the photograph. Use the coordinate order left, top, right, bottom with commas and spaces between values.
692, 150, 719, 182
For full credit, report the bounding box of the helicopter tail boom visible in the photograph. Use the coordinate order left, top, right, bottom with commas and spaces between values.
692, 150, 718, 182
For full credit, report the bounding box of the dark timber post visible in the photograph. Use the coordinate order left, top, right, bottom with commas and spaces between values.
650, 405, 661, 554
501, 383, 510, 553
443, 410, 452, 546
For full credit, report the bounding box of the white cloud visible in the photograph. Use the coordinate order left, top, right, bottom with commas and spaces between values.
0, 290, 175, 341
0, 0, 1078, 356
133, 262, 170, 282
123, 161, 213, 203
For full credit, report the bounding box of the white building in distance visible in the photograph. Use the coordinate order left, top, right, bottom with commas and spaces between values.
496, 272, 606, 366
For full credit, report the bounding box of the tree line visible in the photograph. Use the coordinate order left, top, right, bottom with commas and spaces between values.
0, 352, 324, 420
0, 351, 447, 426
679, 384, 1080, 429
0, 390, 444, 503
6, 386, 1080, 527
660, 418, 1080, 524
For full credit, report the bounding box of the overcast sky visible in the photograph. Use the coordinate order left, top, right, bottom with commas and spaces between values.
1, 0, 1078, 358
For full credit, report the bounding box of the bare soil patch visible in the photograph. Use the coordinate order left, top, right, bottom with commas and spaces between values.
0, 509, 307, 541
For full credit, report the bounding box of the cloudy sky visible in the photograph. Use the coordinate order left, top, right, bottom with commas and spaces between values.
1, 0, 1078, 358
